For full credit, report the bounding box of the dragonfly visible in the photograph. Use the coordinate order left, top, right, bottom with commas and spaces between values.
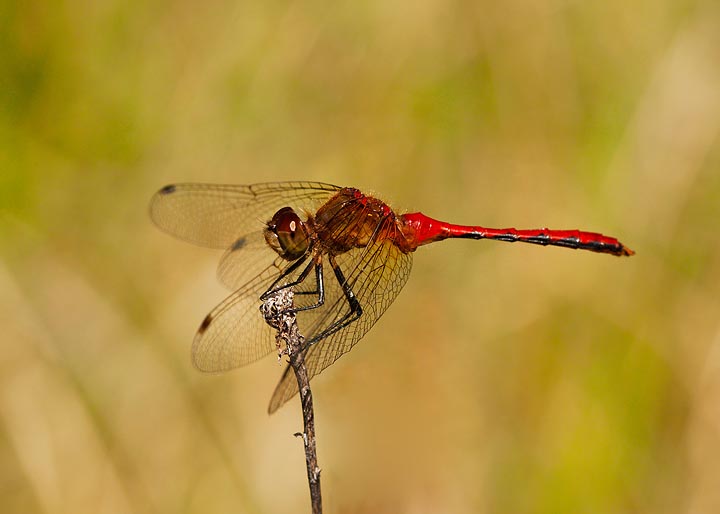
150, 181, 633, 413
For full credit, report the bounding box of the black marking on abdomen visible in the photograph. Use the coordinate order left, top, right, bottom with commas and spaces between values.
159, 184, 176, 195
550, 237, 581, 249
458, 231, 624, 255
490, 234, 520, 243
578, 239, 620, 253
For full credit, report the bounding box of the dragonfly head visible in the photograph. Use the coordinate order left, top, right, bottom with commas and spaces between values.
264, 207, 310, 261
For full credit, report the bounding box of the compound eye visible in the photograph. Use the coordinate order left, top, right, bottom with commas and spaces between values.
264, 207, 310, 260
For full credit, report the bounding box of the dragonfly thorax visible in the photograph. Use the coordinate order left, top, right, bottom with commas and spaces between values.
264, 207, 311, 261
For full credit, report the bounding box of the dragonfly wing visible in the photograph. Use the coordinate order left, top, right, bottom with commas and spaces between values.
216, 230, 277, 291
150, 181, 341, 249
192, 255, 299, 371
267, 231, 413, 413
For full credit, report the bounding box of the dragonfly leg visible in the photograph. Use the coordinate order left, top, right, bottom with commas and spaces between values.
306, 254, 363, 347
288, 262, 325, 314
261, 255, 310, 299
261, 257, 326, 314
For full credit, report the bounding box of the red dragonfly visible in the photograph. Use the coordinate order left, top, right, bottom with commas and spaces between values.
150, 181, 633, 413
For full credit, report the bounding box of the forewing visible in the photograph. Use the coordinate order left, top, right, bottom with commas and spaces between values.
268, 231, 413, 413
216, 230, 276, 291
149, 181, 341, 249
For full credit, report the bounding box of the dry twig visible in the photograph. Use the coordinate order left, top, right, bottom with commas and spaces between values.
260, 289, 322, 514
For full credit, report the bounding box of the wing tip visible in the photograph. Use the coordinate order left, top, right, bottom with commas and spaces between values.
197, 314, 213, 335
158, 184, 177, 195
267, 395, 287, 415
267, 364, 295, 414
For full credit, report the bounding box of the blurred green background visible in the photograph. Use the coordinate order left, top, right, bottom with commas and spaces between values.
2, 1, 719, 513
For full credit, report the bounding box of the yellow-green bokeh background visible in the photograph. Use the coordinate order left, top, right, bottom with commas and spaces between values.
2, 1, 719, 513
